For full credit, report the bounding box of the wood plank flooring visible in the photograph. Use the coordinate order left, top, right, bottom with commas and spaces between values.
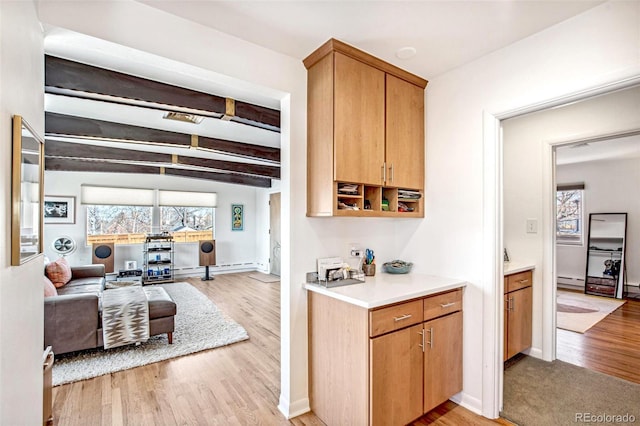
52, 272, 507, 425
556, 295, 640, 383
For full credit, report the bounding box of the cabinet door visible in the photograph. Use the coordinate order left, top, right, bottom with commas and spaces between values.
385, 74, 425, 189
423, 312, 463, 413
370, 324, 423, 425
334, 52, 385, 185
506, 286, 532, 360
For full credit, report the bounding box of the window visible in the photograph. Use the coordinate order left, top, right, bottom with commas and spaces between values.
160, 206, 214, 243
557, 183, 584, 245
86, 205, 152, 245
82, 186, 217, 245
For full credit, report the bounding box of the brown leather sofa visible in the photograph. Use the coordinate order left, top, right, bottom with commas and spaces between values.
44, 264, 176, 355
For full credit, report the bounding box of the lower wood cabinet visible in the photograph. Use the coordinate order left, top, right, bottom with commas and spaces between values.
309, 288, 463, 426
504, 270, 533, 361
370, 324, 423, 425
423, 312, 463, 413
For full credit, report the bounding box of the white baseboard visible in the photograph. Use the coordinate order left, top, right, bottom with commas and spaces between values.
453, 392, 483, 416
277, 396, 310, 420
173, 263, 259, 279
524, 347, 543, 360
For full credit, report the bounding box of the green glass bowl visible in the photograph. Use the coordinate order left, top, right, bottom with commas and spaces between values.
383, 260, 413, 274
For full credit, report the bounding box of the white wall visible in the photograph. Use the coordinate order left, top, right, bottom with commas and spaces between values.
44, 170, 260, 272
33, 0, 640, 420
0, 1, 44, 424
404, 1, 640, 415
503, 85, 640, 358
556, 157, 640, 288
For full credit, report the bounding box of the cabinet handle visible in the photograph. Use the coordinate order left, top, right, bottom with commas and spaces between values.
509, 296, 514, 312
389, 163, 394, 183
393, 314, 412, 322
440, 302, 456, 308
518, 279, 529, 284
418, 329, 425, 352
382, 162, 386, 183
426, 327, 433, 348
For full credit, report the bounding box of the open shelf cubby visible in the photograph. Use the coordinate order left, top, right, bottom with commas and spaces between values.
334, 182, 424, 217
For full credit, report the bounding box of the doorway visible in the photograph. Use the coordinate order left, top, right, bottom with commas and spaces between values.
269, 192, 281, 276
500, 84, 640, 414
554, 134, 640, 383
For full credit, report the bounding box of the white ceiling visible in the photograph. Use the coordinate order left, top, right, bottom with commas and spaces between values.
139, 0, 603, 78
43, 1, 606, 183
556, 134, 640, 166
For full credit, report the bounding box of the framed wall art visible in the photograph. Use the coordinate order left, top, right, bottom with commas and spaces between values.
44, 195, 76, 224
232, 204, 244, 231
11, 115, 44, 265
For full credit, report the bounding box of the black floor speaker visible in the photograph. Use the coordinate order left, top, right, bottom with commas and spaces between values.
199, 240, 216, 281
92, 242, 115, 273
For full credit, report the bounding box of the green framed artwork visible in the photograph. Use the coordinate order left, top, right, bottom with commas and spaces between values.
232, 204, 244, 231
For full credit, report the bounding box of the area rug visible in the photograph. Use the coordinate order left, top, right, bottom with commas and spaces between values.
502, 355, 640, 425
556, 290, 625, 333
53, 282, 249, 386
248, 272, 280, 283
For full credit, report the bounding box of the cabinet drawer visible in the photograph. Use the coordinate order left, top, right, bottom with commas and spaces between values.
369, 299, 422, 337
506, 270, 532, 293
423, 289, 462, 321
586, 284, 616, 296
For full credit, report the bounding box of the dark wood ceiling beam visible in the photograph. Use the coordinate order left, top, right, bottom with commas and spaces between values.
165, 168, 271, 188
45, 158, 271, 188
45, 112, 280, 163
45, 140, 172, 163
176, 156, 280, 179
45, 55, 280, 131
45, 140, 280, 179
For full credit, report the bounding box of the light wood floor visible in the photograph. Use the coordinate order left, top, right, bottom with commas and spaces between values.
557, 294, 640, 383
52, 272, 508, 425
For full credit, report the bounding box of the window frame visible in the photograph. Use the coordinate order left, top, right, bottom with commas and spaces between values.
556, 186, 584, 246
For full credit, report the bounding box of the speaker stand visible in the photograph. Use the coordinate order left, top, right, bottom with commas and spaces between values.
202, 265, 215, 281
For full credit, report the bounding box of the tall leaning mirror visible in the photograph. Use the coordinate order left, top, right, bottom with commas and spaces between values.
585, 213, 627, 299
11, 115, 44, 266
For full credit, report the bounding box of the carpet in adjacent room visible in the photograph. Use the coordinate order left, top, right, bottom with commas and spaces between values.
502, 355, 640, 426
53, 282, 249, 386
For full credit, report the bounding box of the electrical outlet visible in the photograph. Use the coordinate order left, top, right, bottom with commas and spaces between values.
348, 243, 362, 258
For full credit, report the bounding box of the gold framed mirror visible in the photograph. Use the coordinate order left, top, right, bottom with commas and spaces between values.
11, 115, 44, 265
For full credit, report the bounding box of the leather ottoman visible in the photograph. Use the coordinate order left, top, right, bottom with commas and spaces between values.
144, 286, 177, 344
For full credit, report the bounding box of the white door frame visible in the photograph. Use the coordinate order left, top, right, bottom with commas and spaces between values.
481, 76, 640, 418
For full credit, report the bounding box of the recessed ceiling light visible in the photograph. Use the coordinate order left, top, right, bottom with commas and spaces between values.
163, 112, 204, 124
396, 47, 417, 60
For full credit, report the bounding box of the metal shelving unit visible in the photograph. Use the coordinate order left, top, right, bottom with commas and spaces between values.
143, 235, 174, 284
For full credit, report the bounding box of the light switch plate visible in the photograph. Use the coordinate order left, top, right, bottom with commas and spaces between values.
526, 218, 538, 234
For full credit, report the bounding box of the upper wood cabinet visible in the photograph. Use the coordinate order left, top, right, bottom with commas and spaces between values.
385, 74, 425, 189
334, 52, 385, 185
304, 39, 428, 217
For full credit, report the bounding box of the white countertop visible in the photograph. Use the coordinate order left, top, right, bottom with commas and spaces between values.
504, 261, 535, 275
304, 273, 466, 309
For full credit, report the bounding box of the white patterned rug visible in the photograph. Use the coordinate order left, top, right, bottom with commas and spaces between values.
53, 282, 249, 386
557, 290, 626, 333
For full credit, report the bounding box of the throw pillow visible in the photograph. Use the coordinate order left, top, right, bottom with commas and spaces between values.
44, 276, 58, 297
45, 257, 72, 288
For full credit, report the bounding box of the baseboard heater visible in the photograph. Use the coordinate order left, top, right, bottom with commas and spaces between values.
557, 276, 585, 288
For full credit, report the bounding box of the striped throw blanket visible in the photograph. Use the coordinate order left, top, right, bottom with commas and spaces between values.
102, 286, 150, 349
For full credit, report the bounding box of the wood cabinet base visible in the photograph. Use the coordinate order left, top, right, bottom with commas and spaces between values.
309, 289, 463, 425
